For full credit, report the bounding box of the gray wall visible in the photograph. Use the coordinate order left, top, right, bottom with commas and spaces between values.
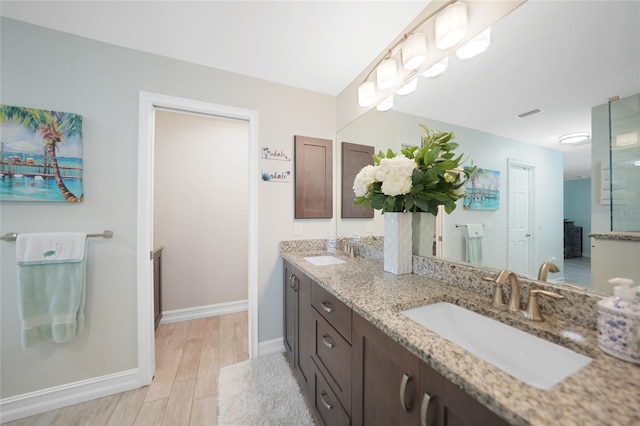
0, 18, 336, 399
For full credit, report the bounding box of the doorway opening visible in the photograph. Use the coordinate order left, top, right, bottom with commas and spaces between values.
137, 92, 259, 385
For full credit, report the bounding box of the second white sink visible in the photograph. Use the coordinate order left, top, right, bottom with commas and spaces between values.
401, 302, 592, 390
303, 255, 347, 266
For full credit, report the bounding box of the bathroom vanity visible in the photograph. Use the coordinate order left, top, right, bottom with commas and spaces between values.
281, 240, 639, 426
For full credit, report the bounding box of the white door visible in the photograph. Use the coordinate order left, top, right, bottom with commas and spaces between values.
508, 162, 533, 277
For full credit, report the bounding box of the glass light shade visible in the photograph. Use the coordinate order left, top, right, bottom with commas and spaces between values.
615, 132, 638, 147
422, 57, 449, 78
456, 27, 491, 59
435, 2, 468, 50
396, 78, 417, 96
377, 58, 397, 90
358, 81, 376, 107
559, 132, 590, 144
376, 95, 394, 112
402, 33, 427, 70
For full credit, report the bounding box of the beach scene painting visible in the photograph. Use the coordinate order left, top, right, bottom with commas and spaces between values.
1, 105, 83, 202
463, 167, 500, 210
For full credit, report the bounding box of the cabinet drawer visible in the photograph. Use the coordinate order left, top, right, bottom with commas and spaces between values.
314, 312, 351, 413
312, 282, 352, 343
314, 364, 350, 426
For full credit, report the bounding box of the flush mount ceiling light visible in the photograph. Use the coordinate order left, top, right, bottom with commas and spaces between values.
396, 78, 418, 96
376, 95, 394, 112
559, 132, 590, 144
422, 56, 449, 78
456, 27, 491, 59
377, 57, 398, 90
402, 33, 427, 70
435, 2, 468, 50
358, 81, 376, 107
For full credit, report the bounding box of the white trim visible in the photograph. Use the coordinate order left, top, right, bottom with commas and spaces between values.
137, 93, 260, 390
257, 337, 285, 357
507, 159, 536, 278
0, 369, 140, 424
160, 300, 248, 324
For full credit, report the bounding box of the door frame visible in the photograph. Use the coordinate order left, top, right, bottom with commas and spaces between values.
507, 158, 536, 278
137, 92, 259, 385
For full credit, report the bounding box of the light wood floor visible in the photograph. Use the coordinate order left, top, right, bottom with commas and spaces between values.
4, 312, 249, 426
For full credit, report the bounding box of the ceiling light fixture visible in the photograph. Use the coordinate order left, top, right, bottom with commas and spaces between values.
456, 27, 491, 59
377, 57, 398, 90
422, 56, 449, 78
376, 95, 394, 112
559, 132, 590, 144
358, 81, 376, 107
396, 78, 418, 96
401, 33, 427, 70
435, 2, 468, 50
615, 132, 638, 147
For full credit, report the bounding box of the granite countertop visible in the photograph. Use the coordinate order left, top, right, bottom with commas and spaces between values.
281, 248, 640, 426
589, 232, 640, 242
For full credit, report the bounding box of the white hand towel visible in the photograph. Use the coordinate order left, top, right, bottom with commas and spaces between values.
465, 224, 484, 239
17, 232, 87, 264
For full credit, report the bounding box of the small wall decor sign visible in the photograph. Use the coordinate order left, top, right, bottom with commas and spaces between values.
463, 167, 499, 210
0, 105, 84, 202
262, 146, 291, 161
261, 168, 291, 183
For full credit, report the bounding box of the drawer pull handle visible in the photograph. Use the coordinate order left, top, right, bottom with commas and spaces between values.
321, 301, 334, 313
288, 274, 295, 289
292, 276, 298, 292
321, 334, 335, 349
320, 391, 333, 410
420, 392, 432, 426
400, 373, 413, 413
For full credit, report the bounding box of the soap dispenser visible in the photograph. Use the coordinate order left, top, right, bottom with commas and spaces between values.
597, 277, 640, 364
327, 232, 337, 253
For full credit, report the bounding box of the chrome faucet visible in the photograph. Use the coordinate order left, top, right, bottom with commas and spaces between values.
537, 261, 560, 282
482, 269, 521, 313
336, 236, 355, 258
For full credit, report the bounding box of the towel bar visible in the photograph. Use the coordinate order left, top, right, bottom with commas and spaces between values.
455, 224, 486, 228
0, 230, 113, 242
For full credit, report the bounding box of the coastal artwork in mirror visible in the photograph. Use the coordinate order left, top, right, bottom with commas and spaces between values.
463, 167, 500, 210
336, 1, 640, 295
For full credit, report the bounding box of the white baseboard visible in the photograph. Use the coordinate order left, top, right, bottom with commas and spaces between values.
0, 369, 140, 424
160, 299, 248, 324
257, 337, 285, 357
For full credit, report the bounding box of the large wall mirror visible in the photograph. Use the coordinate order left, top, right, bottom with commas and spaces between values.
336, 1, 640, 295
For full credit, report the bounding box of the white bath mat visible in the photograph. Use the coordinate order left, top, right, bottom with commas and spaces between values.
217, 352, 315, 425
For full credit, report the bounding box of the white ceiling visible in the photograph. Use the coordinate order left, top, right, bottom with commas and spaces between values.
2, 1, 639, 180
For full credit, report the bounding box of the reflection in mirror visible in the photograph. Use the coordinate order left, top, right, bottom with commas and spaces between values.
336, 1, 640, 295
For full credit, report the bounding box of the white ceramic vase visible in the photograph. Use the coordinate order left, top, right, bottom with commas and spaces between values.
384, 212, 413, 274
412, 212, 436, 257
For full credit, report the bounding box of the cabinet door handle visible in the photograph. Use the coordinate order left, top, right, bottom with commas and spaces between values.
320, 301, 334, 313
289, 274, 295, 289
292, 276, 299, 292
320, 391, 333, 410
321, 334, 335, 349
400, 373, 413, 413
420, 392, 432, 426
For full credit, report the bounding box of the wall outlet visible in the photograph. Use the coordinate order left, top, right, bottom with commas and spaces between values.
293, 223, 302, 236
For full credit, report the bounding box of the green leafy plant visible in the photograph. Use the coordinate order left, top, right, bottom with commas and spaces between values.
353, 124, 474, 214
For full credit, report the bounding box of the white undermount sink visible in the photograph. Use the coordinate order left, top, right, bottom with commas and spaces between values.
401, 302, 592, 390
303, 255, 347, 266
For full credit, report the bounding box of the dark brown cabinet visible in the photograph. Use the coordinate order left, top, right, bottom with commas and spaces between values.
284, 261, 508, 426
153, 247, 163, 330
283, 260, 313, 395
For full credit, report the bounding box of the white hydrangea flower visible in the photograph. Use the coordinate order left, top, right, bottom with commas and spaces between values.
378, 156, 416, 196
353, 165, 377, 197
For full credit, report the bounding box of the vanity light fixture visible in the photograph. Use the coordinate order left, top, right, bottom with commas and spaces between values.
559, 132, 590, 144
456, 27, 491, 59
396, 78, 418, 96
376, 95, 394, 112
358, 81, 376, 107
377, 57, 398, 90
422, 56, 449, 78
402, 33, 428, 70
435, 2, 468, 50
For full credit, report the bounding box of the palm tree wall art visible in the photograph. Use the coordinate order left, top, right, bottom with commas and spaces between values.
463, 167, 500, 210
0, 105, 83, 202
